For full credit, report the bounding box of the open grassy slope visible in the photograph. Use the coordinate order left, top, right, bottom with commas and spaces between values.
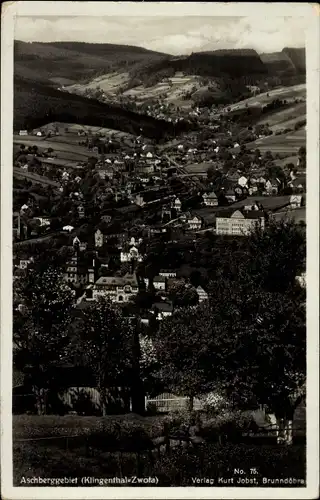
246, 128, 306, 154
224, 84, 306, 112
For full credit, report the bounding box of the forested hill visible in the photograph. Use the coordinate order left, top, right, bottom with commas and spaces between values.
261, 48, 306, 76
14, 40, 169, 86
130, 48, 267, 82
14, 75, 195, 140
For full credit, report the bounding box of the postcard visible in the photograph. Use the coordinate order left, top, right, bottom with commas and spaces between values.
1, 2, 319, 499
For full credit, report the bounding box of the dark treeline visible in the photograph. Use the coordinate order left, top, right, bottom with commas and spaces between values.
14, 76, 196, 140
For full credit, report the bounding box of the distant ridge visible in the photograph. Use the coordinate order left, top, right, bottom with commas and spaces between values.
261, 47, 305, 75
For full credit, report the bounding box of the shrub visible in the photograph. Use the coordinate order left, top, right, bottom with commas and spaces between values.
200, 410, 253, 443
152, 443, 306, 486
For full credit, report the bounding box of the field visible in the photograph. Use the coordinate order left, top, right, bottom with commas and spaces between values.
67, 71, 206, 109
13, 415, 306, 487
66, 72, 130, 96
225, 84, 306, 112
13, 168, 60, 188
245, 128, 306, 154
274, 207, 306, 225
13, 135, 93, 164
256, 102, 306, 131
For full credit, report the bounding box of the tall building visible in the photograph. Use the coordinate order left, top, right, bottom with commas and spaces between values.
216, 208, 265, 236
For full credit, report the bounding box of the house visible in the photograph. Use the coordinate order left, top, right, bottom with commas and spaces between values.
64, 255, 95, 285
101, 214, 112, 224
18, 257, 34, 270
222, 189, 236, 203
152, 301, 173, 321
295, 272, 306, 288
187, 216, 203, 231
216, 208, 265, 236
77, 205, 85, 219
120, 245, 143, 263
257, 176, 267, 185
153, 276, 166, 291
248, 185, 258, 195
234, 185, 244, 198
196, 286, 208, 303
32, 216, 51, 227
238, 176, 248, 188
92, 273, 139, 303
290, 195, 303, 209
172, 197, 182, 213
265, 180, 279, 195
203, 191, 218, 207
98, 169, 114, 180
159, 270, 177, 278
288, 176, 305, 193
135, 194, 146, 207
95, 229, 104, 248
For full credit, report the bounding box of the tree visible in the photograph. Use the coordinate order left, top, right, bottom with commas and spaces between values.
169, 283, 199, 308
153, 219, 306, 442
13, 268, 75, 414
65, 299, 144, 415
153, 306, 216, 410
243, 217, 306, 293
205, 278, 306, 445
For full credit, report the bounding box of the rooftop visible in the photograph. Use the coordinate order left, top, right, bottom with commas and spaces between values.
216, 208, 266, 220
152, 301, 173, 313
95, 273, 138, 287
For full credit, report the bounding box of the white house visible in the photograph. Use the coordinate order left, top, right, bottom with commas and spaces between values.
290, 195, 303, 209
187, 216, 202, 230
238, 176, 248, 188
159, 270, 177, 278
203, 191, 218, 207
120, 245, 143, 263
172, 197, 182, 213
153, 276, 166, 291
196, 286, 209, 303
92, 274, 139, 303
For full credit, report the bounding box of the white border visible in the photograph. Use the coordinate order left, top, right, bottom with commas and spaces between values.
1, 3, 319, 500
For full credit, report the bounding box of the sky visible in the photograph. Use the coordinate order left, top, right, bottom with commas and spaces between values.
15, 16, 307, 55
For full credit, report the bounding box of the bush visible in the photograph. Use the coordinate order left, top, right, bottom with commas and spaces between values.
200, 410, 253, 443
152, 443, 306, 486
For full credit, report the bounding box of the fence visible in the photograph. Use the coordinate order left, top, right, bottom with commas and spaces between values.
145, 393, 204, 413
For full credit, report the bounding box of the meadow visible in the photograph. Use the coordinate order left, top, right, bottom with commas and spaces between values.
225, 84, 306, 112
246, 128, 306, 154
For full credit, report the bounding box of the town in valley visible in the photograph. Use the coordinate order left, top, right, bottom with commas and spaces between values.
12, 15, 307, 488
